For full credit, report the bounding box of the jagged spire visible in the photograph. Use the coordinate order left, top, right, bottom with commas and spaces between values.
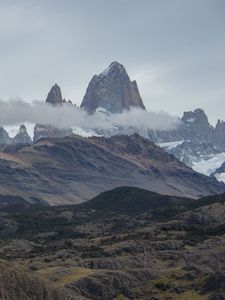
12, 124, 32, 144
46, 83, 63, 105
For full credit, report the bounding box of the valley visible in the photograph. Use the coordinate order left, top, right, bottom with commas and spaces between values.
1, 2, 225, 299
0, 187, 225, 299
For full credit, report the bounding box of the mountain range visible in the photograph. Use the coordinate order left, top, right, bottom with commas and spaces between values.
1, 61, 225, 184
1, 133, 224, 205
1, 62, 225, 299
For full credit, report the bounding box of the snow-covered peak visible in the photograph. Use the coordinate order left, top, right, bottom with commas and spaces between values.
100, 61, 126, 77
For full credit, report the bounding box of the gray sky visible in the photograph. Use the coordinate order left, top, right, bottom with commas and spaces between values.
0, 0, 225, 124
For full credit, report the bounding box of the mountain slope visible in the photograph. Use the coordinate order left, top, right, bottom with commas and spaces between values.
0, 134, 224, 205
80, 186, 225, 217
0, 260, 73, 300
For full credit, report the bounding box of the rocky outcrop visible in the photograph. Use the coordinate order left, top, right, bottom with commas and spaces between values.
0, 127, 12, 145
12, 125, 32, 145
214, 119, 225, 148
46, 83, 63, 105
81, 62, 146, 113
33, 84, 73, 142
168, 140, 219, 167
67, 270, 152, 300
154, 109, 225, 167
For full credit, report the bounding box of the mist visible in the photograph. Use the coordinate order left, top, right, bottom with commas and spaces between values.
0, 99, 181, 134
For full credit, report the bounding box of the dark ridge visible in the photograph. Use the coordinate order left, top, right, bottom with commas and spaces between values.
78, 186, 190, 215
79, 186, 225, 216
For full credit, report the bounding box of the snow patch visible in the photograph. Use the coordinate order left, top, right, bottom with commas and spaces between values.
96, 107, 111, 115
192, 152, 225, 176
71, 126, 100, 138
158, 140, 184, 150
186, 118, 195, 123
101, 66, 111, 76
215, 172, 225, 183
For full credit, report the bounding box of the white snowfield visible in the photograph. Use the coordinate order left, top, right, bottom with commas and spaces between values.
186, 118, 195, 123
215, 172, 225, 183
159, 140, 225, 183
158, 140, 184, 150
71, 126, 100, 138
192, 152, 225, 177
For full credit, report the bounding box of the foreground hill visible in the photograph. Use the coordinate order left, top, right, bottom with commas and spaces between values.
0, 260, 77, 300
1, 187, 225, 299
0, 134, 224, 205
78, 186, 190, 215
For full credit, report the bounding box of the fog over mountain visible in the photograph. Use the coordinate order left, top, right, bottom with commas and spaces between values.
0, 1, 225, 123
0, 98, 180, 131
1, 3, 225, 299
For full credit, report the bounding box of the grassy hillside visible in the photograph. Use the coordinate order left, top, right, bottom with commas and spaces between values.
0, 187, 225, 299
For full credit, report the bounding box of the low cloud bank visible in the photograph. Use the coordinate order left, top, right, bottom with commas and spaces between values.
0, 99, 181, 131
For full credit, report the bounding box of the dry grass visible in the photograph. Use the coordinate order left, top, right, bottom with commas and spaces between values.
36, 266, 95, 287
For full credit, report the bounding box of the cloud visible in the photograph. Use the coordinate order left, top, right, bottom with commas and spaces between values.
111, 108, 180, 131
1, 0, 225, 127
0, 99, 180, 133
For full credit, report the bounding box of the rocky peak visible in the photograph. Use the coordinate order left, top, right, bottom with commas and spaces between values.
19, 124, 27, 133
13, 124, 32, 144
180, 108, 214, 143
46, 83, 63, 105
100, 61, 126, 76
81, 62, 146, 113
182, 108, 209, 125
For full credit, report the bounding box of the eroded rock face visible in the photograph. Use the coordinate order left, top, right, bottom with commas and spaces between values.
180, 108, 214, 143
12, 125, 32, 144
33, 84, 73, 142
46, 84, 63, 105
81, 62, 146, 113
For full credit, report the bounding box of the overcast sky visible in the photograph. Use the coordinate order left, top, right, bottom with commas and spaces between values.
0, 0, 225, 124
